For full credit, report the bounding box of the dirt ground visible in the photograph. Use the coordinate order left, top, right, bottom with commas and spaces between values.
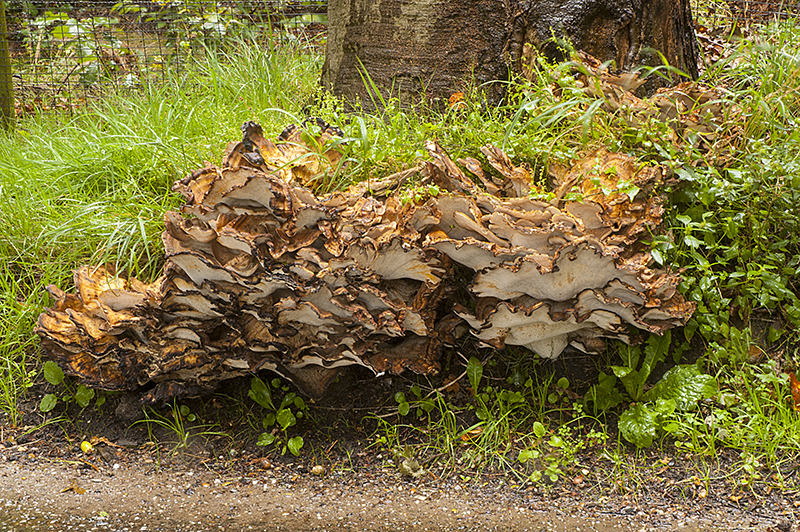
0, 357, 797, 532
0, 455, 785, 532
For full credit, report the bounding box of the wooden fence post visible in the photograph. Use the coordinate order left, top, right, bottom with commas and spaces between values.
0, 0, 14, 130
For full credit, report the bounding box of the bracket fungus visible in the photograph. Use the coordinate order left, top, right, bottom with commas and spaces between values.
36, 119, 694, 403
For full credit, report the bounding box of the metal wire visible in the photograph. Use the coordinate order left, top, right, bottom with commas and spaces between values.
5, 0, 327, 112
4, 1, 800, 114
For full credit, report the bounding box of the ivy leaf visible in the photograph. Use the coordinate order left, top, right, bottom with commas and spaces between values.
287, 436, 304, 456
642, 365, 717, 411
44, 361, 64, 386
619, 403, 656, 448
74, 385, 94, 408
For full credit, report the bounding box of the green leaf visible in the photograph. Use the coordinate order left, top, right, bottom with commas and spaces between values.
653, 397, 677, 418
533, 421, 546, 438
280, 392, 297, 410
248, 376, 274, 410
518, 449, 539, 463
394, 392, 406, 404
263, 413, 276, 428
287, 436, 304, 456
583, 372, 624, 414
619, 403, 656, 448
276, 408, 297, 431
398, 402, 410, 416
257, 432, 276, 446
44, 361, 64, 386
642, 365, 717, 411
74, 385, 95, 408
611, 365, 633, 378
39, 394, 57, 413
466, 357, 483, 392
556, 377, 569, 389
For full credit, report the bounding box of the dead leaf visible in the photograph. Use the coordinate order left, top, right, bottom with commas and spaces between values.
460, 427, 483, 442
789, 372, 800, 411
442, 374, 461, 394
61, 482, 86, 495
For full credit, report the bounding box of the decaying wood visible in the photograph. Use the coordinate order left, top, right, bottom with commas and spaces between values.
35, 118, 695, 403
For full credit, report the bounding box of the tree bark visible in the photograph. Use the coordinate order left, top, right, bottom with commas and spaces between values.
0, 0, 14, 129
322, 0, 699, 109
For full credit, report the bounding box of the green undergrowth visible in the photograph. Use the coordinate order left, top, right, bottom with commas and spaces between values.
3, 19, 800, 490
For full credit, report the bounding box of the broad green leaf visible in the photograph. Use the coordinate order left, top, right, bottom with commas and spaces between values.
611, 365, 633, 378
74, 385, 95, 408
394, 392, 406, 404
556, 377, 569, 389
44, 361, 64, 386
619, 403, 656, 448
518, 449, 539, 463
398, 402, 410, 416
276, 408, 297, 430
653, 397, 677, 418
257, 433, 276, 446
263, 413, 276, 428
287, 436, 304, 456
39, 394, 57, 413
533, 421, 546, 438
644, 331, 671, 373
248, 376, 274, 410
466, 357, 483, 393
642, 365, 717, 411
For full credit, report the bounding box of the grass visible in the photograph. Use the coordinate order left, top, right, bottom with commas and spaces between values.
3, 17, 800, 491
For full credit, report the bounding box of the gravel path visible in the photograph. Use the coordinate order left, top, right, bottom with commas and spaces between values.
0, 451, 785, 531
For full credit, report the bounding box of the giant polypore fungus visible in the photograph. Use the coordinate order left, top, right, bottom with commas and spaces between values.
35, 119, 694, 402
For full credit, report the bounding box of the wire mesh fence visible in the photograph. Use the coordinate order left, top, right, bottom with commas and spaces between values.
1, 0, 800, 117
3, 0, 326, 113
693, 0, 800, 28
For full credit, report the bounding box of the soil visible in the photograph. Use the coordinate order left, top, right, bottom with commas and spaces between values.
1, 353, 797, 532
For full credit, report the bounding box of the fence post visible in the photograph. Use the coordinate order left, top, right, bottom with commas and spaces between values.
0, 0, 14, 130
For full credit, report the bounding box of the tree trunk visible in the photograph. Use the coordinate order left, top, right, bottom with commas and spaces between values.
322, 0, 699, 109
0, 0, 14, 129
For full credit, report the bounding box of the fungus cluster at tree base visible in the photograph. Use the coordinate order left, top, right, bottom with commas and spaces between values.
35, 119, 694, 402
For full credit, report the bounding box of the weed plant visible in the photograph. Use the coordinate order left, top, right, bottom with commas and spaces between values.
4, 18, 800, 488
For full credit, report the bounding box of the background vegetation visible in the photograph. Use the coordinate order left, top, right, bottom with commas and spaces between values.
2, 0, 800, 490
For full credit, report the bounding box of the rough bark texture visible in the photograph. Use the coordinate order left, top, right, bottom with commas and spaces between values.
322, 0, 699, 108
322, 0, 510, 109
0, 1, 14, 129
